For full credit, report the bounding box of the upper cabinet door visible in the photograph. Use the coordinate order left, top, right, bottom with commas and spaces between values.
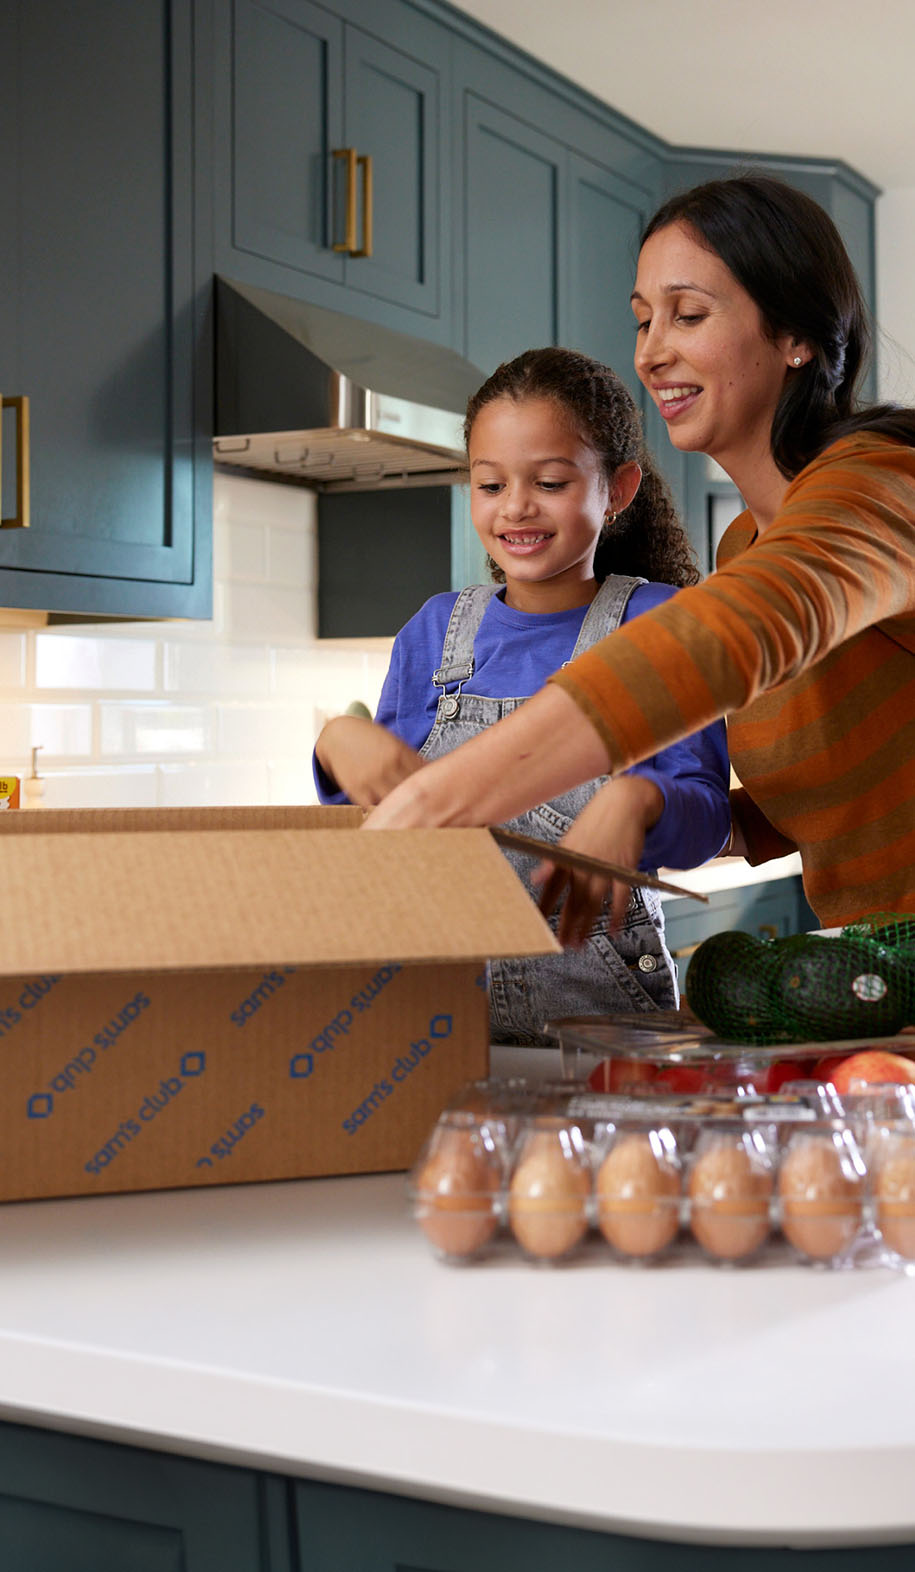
231, 0, 346, 285
220, 0, 451, 338
0, 0, 211, 618
341, 26, 441, 318
463, 97, 562, 373
563, 154, 654, 407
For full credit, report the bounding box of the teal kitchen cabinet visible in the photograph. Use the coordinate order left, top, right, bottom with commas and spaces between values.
0, 1423, 291, 1572
215, 0, 453, 343
0, 0, 212, 619
292, 1476, 915, 1571
4, 1423, 915, 1572
453, 32, 662, 384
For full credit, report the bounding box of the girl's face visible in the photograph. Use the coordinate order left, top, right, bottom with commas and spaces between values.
468, 396, 632, 611
631, 221, 801, 476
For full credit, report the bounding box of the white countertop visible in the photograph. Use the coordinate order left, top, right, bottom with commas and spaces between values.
0, 1041, 913, 1551
660, 851, 803, 900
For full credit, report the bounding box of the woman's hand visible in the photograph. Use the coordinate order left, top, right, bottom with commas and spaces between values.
315, 716, 424, 808
364, 683, 611, 829
533, 774, 664, 947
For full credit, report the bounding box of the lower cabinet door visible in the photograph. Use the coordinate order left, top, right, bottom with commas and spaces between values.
291, 1477, 915, 1571
0, 1423, 285, 1572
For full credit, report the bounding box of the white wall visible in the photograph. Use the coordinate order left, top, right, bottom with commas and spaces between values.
877, 187, 915, 404
0, 473, 394, 807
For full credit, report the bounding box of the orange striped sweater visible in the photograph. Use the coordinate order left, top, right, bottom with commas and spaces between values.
550, 433, 915, 926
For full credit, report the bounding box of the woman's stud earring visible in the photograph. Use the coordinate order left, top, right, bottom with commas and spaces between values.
793, 356, 803, 366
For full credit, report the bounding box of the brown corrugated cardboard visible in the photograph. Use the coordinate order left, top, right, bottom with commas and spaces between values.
0, 805, 559, 1203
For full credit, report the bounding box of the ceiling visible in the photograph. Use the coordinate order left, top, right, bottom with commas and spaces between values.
454, 0, 915, 192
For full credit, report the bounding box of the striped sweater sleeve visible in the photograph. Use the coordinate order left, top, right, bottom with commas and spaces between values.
550, 434, 915, 770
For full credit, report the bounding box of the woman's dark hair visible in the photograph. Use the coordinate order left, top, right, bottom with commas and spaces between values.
463, 346, 698, 587
641, 171, 915, 477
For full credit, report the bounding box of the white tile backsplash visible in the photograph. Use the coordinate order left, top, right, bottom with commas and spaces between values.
0, 702, 94, 758
99, 702, 214, 758
0, 471, 396, 807
0, 633, 27, 688
35, 633, 158, 692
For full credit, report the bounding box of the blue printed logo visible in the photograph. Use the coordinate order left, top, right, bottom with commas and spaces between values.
181, 1052, 206, 1077
27, 1092, 53, 1120
289, 1051, 314, 1080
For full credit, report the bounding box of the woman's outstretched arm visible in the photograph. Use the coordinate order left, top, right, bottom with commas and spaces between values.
363, 682, 610, 829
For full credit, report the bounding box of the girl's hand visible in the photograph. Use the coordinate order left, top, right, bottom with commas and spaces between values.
533, 774, 664, 948
315, 716, 423, 808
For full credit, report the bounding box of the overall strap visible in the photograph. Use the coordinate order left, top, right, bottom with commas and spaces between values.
432, 585, 498, 688
569, 574, 647, 660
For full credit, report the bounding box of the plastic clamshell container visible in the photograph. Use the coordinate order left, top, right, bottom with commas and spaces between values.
548, 1010, 915, 1098
408, 1077, 915, 1270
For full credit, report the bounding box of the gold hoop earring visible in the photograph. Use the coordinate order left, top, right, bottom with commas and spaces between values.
605, 510, 618, 526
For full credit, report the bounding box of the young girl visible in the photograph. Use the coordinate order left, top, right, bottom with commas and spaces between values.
314, 348, 729, 1042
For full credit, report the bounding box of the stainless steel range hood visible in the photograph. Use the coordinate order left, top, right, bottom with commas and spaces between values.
213, 278, 483, 493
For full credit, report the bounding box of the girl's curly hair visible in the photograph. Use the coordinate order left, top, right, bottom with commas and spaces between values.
463, 346, 698, 588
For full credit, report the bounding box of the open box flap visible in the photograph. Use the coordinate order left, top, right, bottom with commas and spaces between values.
0, 821, 560, 976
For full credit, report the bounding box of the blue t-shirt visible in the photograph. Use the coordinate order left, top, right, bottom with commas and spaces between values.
313, 584, 730, 872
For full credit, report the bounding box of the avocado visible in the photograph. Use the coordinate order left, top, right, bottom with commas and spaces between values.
685, 930, 787, 1044
772, 932, 915, 1041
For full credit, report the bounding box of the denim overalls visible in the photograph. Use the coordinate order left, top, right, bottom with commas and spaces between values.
420, 579, 678, 1043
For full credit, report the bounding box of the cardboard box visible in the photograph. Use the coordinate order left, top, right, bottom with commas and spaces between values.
0, 805, 559, 1203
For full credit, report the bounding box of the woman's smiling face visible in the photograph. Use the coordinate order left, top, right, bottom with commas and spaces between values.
631, 220, 798, 476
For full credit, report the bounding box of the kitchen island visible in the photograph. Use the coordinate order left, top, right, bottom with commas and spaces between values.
0, 1040, 914, 1569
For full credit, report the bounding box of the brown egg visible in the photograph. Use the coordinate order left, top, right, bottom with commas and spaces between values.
688, 1138, 773, 1261
778, 1135, 864, 1261
413, 1119, 502, 1259
875, 1137, 915, 1259
508, 1120, 591, 1260
595, 1132, 681, 1257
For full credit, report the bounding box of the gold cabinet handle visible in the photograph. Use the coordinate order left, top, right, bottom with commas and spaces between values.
353, 152, 373, 258
332, 147, 358, 253
332, 148, 373, 258
1, 395, 30, 529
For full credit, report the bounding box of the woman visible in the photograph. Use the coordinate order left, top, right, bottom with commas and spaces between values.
365, 173, 915, 940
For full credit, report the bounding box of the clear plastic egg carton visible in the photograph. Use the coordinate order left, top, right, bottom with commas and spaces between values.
547, 1010, 915, 1096
408, 1076, 915, 1272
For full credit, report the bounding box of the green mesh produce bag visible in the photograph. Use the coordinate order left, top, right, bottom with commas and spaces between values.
685, 917, 915, 1045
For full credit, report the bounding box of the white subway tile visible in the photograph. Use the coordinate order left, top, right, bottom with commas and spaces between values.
163, 641, 271, 697
35, 634, 157, 692
0, 633, 27, 689
0, 704, 93, 769
222, 581, 313, 641
216, 470, 315, 533
99, 702, 213, 758
268, 760, 320, 806
216, 519, 267, 583
216, 702, 315, 759
37, 766, 158, 809
159, 760, 271, 807
266, 525, 312, 588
